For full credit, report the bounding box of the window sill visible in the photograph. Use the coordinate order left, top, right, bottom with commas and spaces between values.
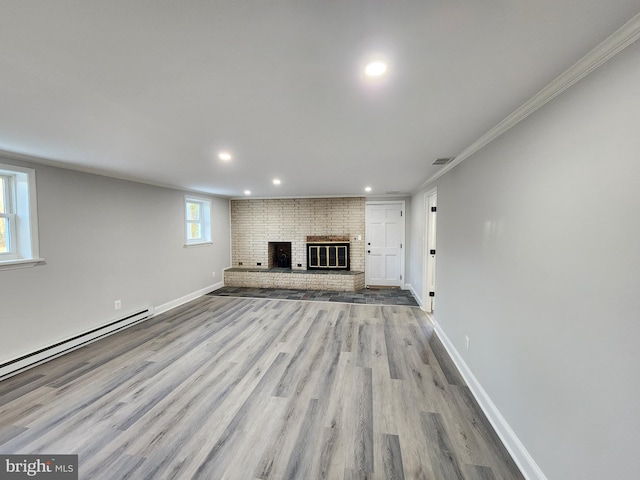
184, 242, 213, 248
0, 257, 45, 271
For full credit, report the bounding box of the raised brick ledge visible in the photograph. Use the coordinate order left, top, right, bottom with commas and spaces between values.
224, 268, 365, 292
225, 268, 362, 275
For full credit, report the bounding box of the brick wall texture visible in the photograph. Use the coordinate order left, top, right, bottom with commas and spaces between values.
230, 197, 366, 272
224, 270, 365, 292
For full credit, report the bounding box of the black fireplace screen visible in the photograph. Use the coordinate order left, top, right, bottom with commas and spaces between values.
307, 243, 350, 270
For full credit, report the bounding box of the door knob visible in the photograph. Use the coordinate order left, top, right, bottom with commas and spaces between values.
367, 250, 371, 254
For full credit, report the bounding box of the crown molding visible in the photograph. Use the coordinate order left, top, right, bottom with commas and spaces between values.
414, 12, 640, 193
0, 148, 230, 199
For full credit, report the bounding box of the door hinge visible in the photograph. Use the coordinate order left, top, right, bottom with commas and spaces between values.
431, 206, 437, 212
429, 291, 435, 297
400, 243, 403, 248
400, 275, 402, 280
400, 210, 403, 216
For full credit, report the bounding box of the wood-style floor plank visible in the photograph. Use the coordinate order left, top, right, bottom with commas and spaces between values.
0, 295, 524, 480
377, 433, 405, 480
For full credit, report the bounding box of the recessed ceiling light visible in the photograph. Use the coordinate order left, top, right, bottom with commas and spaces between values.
218, 151, 232, 161
365, 186, 372, 192
244, 190, 251, 195
365, 61, 387, 77
273, 178, 281, 185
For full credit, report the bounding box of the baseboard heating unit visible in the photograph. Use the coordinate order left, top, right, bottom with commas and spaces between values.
0, 307, 154, 380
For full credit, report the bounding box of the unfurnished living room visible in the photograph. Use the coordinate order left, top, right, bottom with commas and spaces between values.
1, 2, 639, 480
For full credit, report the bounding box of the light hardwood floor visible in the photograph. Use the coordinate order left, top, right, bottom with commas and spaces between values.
0, 296, 524, 479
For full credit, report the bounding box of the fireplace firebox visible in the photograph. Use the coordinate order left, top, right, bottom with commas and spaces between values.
269, 242, 291, 269
307, 242, 350, 270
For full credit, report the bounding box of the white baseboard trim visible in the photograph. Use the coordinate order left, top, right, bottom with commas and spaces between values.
0, 282, 225, 381
154, 281, 224, 316
433, 320, 548, 480
0, 306, 153, 380
405, 283, 425, 309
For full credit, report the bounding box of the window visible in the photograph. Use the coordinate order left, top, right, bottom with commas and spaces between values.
0, 175, 16, 257
0, 162, 42, 270
184, 195, 212, 246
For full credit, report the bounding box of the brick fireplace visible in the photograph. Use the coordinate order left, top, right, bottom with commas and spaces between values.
230, 198, 365, 272
226, 198, 366, 291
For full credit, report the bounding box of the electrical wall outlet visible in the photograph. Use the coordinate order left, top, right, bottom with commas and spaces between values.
238, 262, 243, 266
212, 271, 216, 278
465, 335, 470, 350
115, 300, 122, 310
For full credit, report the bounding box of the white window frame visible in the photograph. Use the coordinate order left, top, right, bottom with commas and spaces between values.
184, 195, 212, 247
0, 162, 43, 271
0, 173, 18, 260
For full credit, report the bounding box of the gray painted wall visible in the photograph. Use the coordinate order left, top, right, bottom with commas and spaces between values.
408, 38, 640, 479
0, 161, 230, 365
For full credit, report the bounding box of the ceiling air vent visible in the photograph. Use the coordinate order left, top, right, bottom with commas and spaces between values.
432, 157, 454, 166
386, 191, 400, 195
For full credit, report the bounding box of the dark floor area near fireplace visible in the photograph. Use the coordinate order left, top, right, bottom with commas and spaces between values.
208, 286, 420, 306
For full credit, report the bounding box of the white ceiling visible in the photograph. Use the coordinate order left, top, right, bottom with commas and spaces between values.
1, 1, 639, 198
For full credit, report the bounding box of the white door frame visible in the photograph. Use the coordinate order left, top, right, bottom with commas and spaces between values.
365, 200, 406, 289
422, 188, 437, 311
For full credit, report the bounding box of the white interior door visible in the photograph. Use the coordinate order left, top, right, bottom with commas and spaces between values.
424, 191, 437, 311
365, 202, 405, 287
